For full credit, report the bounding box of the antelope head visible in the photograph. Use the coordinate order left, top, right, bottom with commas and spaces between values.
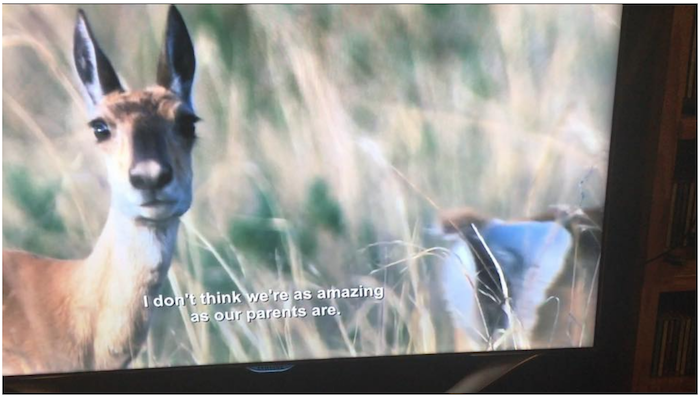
73, 6, 198, 224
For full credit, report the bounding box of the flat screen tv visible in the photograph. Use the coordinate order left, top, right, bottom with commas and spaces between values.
2, 4, 663, 392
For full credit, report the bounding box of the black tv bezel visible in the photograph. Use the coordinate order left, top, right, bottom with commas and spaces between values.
3, 4, 672, 392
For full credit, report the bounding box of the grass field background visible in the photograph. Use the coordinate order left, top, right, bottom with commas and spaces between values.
3, 5, 621, 368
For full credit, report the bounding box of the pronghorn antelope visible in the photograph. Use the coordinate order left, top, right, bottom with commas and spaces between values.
3, 6, 198, 375
439, 206, 601, 351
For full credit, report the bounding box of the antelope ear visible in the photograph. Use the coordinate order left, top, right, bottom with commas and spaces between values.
157, 6, 196, 104
73, 9, 123, 105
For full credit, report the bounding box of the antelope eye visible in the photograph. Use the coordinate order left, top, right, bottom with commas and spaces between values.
177, 114, 200, 140
180, 120, 196, 139
89, 119, 111, 142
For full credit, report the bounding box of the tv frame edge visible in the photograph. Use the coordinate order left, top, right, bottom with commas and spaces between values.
3, 5, 670, 392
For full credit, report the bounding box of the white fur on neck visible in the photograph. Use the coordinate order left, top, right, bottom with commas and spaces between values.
86, 209, 178, 277
78, 208, 180, 369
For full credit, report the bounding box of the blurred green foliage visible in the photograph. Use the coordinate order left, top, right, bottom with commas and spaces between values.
305, 178, 345, 236
423, 5, 502, 98
195, 5, 286, 128
228, 188, 284, 263
6, 166, 65, 234
4, 166, 67, 257
228, 177, 345, 263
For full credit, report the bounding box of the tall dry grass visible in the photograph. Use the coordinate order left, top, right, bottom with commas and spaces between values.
2, 5, 621, 368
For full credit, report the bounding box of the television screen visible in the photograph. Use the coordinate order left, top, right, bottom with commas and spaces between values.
3, 4, 622, 376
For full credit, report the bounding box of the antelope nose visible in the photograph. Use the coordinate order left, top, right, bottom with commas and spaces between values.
129, 160, 173, 190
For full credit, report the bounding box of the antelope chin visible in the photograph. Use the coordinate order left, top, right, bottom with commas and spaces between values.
136, 200, 183, 223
